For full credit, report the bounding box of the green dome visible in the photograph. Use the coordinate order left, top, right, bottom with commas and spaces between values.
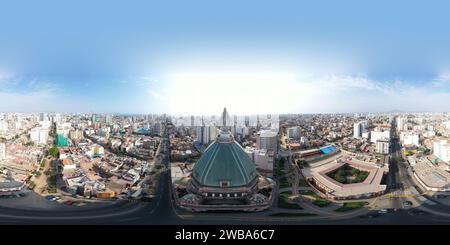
192, 130, 257, 188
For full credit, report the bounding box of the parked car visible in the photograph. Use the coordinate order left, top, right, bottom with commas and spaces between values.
45, 195, 59, 201
45, 195, 55, 200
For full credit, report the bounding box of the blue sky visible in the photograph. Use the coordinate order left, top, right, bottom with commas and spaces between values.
1, 0, 450, 114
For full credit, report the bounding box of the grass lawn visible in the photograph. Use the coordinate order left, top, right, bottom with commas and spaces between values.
312, 199, 332, 207
300, 190, 323, 200
335, 202, 366, 212
270, 212, 317, 217
327, 164, 370, 184
278, 192, 303, 210
299, 190, 315, 196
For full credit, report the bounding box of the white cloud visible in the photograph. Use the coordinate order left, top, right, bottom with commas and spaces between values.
148, 90, 165, 100
0, 76, 69, 112
144, 72, 450, 115
432, 73, 450, 87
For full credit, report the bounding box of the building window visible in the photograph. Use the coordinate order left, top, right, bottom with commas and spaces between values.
219, 180, 231, 187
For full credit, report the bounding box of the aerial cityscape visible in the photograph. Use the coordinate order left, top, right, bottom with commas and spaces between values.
2, 0, 450, 233
2, 108, 450, 225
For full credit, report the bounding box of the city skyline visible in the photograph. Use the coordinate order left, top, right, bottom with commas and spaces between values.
2, 0, 450, 114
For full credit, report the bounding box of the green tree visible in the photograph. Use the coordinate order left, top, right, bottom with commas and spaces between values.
351, 168, 360, 175
49, 146, 59, 158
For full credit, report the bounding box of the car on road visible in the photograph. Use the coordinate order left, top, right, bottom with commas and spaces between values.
403, 201, 413, 207
378, 209, 388, 214
45, 195, 60, 201
45, 195, 55, 200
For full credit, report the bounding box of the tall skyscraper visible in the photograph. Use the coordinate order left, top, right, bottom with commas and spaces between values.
396, 117, 405, 132
353, 122, 362, 138
196, 125, 212, 145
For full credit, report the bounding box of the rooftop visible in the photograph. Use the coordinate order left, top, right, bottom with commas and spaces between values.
192, 129, 257, 188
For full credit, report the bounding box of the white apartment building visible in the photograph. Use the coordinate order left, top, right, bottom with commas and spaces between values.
353, 121, 368, 138
256, 130, 278, 152
196, 126, 218, 145
370, 129, 390, 143
353, 122, 362, 138
30, 127, 49, 145
0, 143, 6, 160
362, 131, 370, 139
245, 147, 274, 172
287, 126, 301, 140
443, 121, 450, 130
400, 131, 420, 147
0, 120, 8, 132
56, 122, 72, 137
396, 117, 405, 131
433, 138, 450, 163
376, 139, 390, 155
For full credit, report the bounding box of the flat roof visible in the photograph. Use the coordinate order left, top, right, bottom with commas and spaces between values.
302, 152, 387, 197
413, 158, 450, 189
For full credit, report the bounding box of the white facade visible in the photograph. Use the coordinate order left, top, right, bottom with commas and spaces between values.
362, 131, 370, 139
353, 122, 362, 138
56, 122, 72, 137
254, 149, 274, 171
234, 126, 248, 140
376, 139, 390, 154
433, 139, 450, 163
196, 126, 218, 145
30, 127, 49, 145
443, 121, 450, 130
245, 147, 274, 171
400, 131, 420, 147
209, 126, 218, 142
0, 120, 8, 132
256, 130, 278, 152
396, 117, 405, 131
287, 126, 300, 140
39, 120, 52, 129
353, 121, 367, 138
0, 143, 6, 160
370, 129, 390, 143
